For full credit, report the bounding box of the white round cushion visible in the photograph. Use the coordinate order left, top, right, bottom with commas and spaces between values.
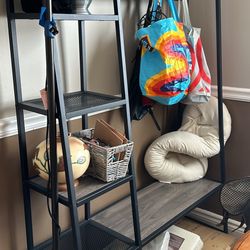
144, 96, 231, 183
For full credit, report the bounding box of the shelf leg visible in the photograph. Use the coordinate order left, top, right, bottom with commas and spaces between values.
215, 0, 226, 184
113, 0, 142, 247
57, 112, 83, 250
56, 95, 82, 250
85, 203, 91, 220
17, 110, 34, 250
78, 20, 88, 130
54, 41, 83, 250
6, 0, 34, 247
223, 209, 229, 233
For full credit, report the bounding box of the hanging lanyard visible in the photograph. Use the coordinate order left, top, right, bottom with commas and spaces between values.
39, 7, 59, 38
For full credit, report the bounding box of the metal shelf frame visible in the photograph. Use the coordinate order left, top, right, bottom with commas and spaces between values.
27, 175, 133, 207
6, 0, 225, 249
6, 0, 142, 249
33, 220, 136, 250
18, 91, 126, 118
93, 178, 222, 247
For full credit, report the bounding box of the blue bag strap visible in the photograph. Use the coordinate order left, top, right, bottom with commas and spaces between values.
153, 0, 162, 11
152, 0, 162, 21
167, 0, 180, 22
39, 6, 59, 38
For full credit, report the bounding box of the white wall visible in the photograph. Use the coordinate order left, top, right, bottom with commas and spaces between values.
1, 0, 250, 122
190, 0, 250, 89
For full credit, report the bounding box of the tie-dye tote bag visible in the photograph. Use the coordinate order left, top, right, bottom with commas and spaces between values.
136, 0, 191, 105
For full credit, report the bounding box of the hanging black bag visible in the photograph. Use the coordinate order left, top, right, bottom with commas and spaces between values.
21, 0, 72, 13
129, 0, 161, 130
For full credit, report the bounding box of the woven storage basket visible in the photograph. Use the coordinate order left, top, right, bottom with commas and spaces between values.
73, 128, 134, 182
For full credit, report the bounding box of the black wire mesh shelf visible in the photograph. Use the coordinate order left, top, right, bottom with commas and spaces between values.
34, 220, 135, 250
28, 175, 133, 207
19, 91, 126, 119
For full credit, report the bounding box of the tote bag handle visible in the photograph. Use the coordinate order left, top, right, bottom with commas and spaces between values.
153, 0, 162, 12
182, 0, 192, 28
177, 0, 192, 28
167, 0, 180, 22
151, 0, 162, 21
152, 0, 180, 23
144, 0, 153, 27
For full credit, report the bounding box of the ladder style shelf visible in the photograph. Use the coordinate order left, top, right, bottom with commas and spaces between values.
7, 0, 225, 249
7, 0, 141, 249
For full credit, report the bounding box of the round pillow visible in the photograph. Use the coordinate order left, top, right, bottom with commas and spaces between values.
144, 96, 231, 183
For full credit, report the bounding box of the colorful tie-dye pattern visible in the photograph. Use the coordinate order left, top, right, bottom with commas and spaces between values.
136, 18, 191, 105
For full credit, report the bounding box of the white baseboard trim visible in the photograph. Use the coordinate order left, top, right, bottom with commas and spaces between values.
212, 85, 250, 102
0, 113, 47, 139
188, 208, 245, 234
0, 107, 120, 139
1, 88, 249, 139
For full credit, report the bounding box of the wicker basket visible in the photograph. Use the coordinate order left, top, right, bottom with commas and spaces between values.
73, 128, 134, 182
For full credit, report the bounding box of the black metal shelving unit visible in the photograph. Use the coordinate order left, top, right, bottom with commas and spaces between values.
6, 0, 141, 249
6, 0, 226, 249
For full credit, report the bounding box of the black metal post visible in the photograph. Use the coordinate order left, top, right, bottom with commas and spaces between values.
215, 0, 226, 184
54, 41, 83, 250
85, 203, 91, 220
44, 0, 59, 248
113, 0, 142, 248
78, 21, 88, 129
6, 0, 34, 248
215, 0, 228, 234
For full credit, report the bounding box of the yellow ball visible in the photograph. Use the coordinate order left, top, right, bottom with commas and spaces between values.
33, 136, 90, 184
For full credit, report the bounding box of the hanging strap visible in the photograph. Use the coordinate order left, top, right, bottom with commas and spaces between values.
153, 0, 162, 12
144, 0, 154, 26
167, 0, 180, 22
177, 0, 192, 28
151, 0, 162, 22
39, 7, 59, 38
182, 0, 192, 28
177, 0, 181, 18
